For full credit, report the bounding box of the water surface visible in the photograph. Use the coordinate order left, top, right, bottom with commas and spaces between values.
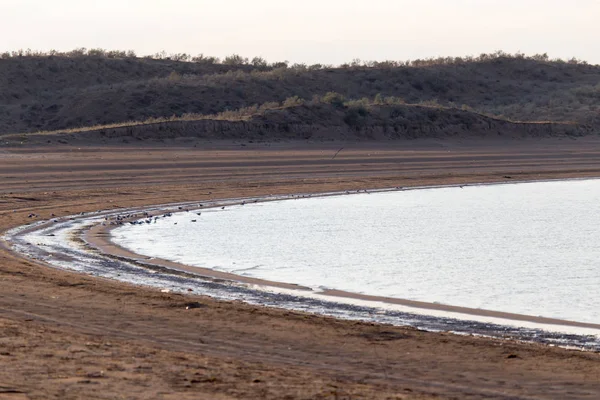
112, 180, 600, 324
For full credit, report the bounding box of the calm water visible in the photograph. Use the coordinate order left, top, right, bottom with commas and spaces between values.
112, 180, 600, 324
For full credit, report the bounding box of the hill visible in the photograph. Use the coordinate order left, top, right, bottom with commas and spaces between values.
0, 50, 598, 137
2, 97, 589, 145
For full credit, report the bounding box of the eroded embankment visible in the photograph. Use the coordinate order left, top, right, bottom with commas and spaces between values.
2, 103, 594, 145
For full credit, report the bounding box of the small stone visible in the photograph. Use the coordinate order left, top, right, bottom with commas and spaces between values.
185, 302, 205, 310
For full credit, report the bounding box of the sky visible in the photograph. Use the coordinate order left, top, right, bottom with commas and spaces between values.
1, 0, 599, 65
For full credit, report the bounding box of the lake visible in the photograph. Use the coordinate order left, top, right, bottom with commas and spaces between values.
111, 179, 600, 324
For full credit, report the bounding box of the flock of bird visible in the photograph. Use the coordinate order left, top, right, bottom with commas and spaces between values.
101, 201, 240, 227
23, 187, 411, 228
104, 209, 197, 226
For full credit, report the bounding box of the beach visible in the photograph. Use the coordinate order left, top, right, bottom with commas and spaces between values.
3, 137, 600, 399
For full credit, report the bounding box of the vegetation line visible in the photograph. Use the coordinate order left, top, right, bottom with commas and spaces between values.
1, 94, 582, 139
2, 48, 595, 68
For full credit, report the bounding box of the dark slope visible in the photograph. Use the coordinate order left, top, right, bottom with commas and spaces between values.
5, 102, 589, 145
1, 54, 598, 135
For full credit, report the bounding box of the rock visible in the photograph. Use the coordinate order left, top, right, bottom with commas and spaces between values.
185, 302, 205, 310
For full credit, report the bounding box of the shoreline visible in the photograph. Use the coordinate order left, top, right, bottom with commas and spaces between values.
4, 139, 600, 399
73, 179, 600, 333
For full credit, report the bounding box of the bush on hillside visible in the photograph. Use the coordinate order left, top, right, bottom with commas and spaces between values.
321, 92, 346, 108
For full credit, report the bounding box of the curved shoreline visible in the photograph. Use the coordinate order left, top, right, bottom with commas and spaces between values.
7, 141, 600, 398
75, 180, 600, 334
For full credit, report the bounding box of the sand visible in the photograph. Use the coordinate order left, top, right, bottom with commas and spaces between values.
2, 137, 600, 399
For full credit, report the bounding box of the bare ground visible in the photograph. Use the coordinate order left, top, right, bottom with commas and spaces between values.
2, 138, 600, 399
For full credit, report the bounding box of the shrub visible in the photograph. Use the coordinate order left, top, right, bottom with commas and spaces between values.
167, 71, 181, 82
259, 101, 280, 111
290, 63, 307, 71
192, 54, 219, 64
251, 56, 268, 68
283, 96, 304, 107
270, 61, 289, 69
223, 54, 248, 65
344, 106, 369, 127
170, 53, 191, 62
321, 92, 346, 108
383, 96, 405, 105
345, 98, 370, 108
87, 48, 106, 57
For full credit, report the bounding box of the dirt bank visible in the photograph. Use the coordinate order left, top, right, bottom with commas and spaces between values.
2, 103, 592, 146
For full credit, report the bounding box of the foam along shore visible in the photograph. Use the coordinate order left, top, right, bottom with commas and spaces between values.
5, 184, 600, 351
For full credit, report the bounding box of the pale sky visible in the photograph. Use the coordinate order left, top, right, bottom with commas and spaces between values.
1, 0, 599, 65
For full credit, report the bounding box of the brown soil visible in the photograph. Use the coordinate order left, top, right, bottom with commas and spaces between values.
2, 138, 600, 399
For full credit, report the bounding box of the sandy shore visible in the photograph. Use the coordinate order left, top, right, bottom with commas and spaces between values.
3, 138, 600, 399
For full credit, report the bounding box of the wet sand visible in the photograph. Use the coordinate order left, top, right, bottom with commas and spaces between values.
3, 138, 600, 399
